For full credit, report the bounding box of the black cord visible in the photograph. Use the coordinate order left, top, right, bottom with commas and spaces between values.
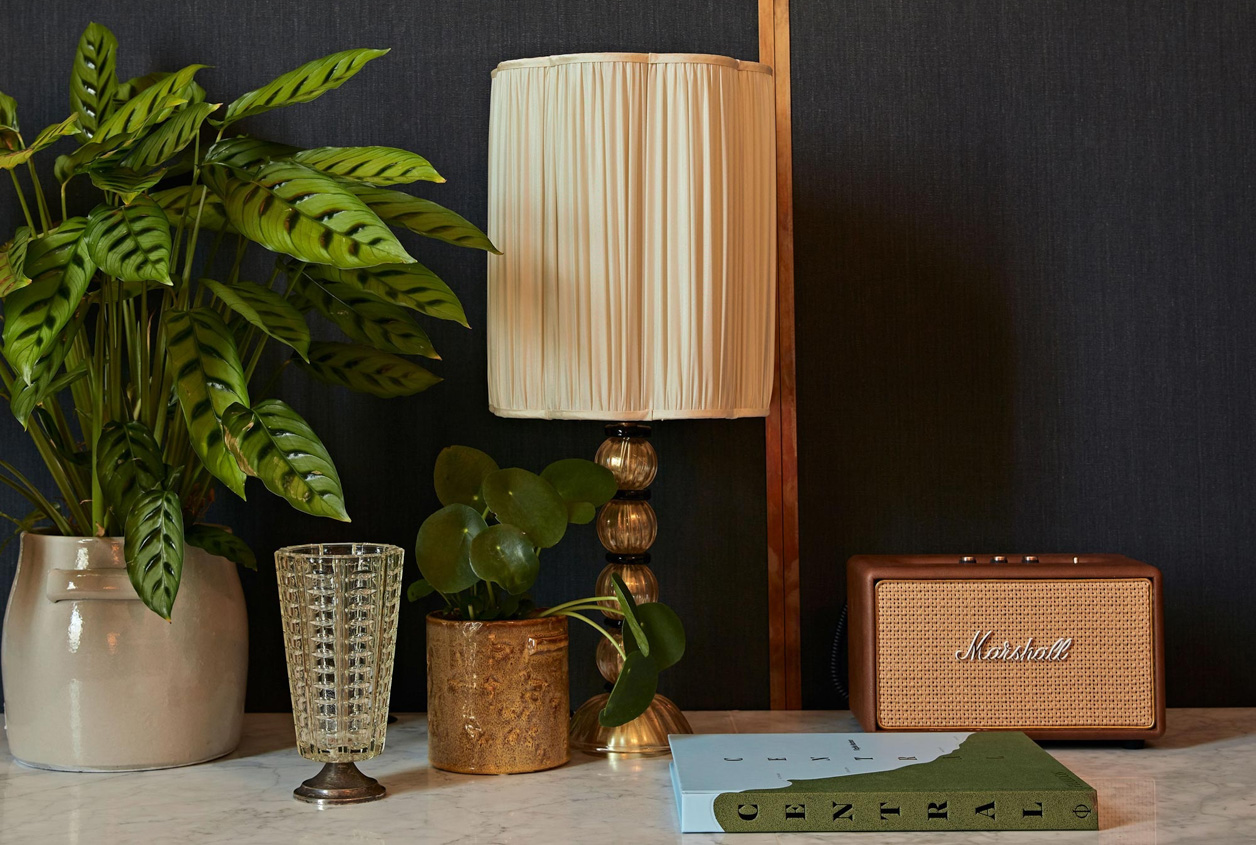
829, 602, 849, 705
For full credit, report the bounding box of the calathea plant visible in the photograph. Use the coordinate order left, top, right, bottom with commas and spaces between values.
413, 446, 686, 727
0, 24, 494, 618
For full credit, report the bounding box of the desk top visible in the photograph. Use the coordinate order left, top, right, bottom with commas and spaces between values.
2, 708, 1252, 844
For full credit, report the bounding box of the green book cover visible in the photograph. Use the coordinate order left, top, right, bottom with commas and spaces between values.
669, 731, 1098, 833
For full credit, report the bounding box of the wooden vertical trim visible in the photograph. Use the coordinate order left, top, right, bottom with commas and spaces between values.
760, 0, 801, 709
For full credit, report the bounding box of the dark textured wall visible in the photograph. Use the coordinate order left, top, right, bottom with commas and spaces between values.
793, 0, 1256, 707
0, 1, 768, 711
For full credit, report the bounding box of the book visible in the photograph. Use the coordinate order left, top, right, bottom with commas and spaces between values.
668, 731, 1098, 833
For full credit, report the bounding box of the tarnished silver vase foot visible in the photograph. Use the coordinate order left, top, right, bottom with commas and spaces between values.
293, 762, 386, 805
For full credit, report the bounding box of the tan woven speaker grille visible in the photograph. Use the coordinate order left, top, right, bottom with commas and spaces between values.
875, 578, 1154, 729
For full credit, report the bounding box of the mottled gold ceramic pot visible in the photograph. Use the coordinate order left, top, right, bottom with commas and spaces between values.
426, 612, 569, 774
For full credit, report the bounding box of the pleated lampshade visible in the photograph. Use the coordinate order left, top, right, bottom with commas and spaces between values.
486, 53, 777, 421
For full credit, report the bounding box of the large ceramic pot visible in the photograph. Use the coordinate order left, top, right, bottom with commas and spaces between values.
1, 533, 248, 771
426, 612, 569, 774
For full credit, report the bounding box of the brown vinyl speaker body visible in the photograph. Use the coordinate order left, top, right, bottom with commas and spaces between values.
848, 555, 1165, 740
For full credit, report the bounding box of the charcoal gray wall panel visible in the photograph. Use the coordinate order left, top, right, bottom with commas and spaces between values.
0, 0, 767, 711
792, 0, 1256, 706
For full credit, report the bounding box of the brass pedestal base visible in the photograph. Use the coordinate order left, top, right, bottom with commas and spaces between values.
293, 762, 386, 805
569, 693, 692, 755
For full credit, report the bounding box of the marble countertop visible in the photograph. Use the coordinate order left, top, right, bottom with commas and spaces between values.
2, 708, 1252, 844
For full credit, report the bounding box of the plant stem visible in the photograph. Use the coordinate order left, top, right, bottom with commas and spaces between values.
555, 611, 627, 660
0, 460, 73, 536
540, 596, 617, 616
25, 161, 52, 229
8, 171, 36, 231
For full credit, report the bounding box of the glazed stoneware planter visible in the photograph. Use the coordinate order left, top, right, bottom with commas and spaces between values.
426, 612, 569, 774
1, 533, 248, 771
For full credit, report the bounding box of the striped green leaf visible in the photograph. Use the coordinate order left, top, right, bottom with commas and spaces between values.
116, 72, 167, 102
1, 218, 95, 384
151, 184, 234, 233
299, 341, 440, 397
84, 197, 172, 283
201, 277, 310, 360
0, 90, 18, 148
212, 160, 413, 268
185, 523, 256, 570
122, 102, 218, 171
96, 420, 167, 517
0, 114, 79, 171
222, 399, 349, 521
350, 185, 499, 252
54, 126, 140, 181
305, 263, 466, 325
164, 308, 250, 498
69, 23, 119, 140
221, 48, 389, 127
0, 226, 32, 297
9, 307, 86, 428
293, 146, 443, 185
11, 361, 86, 430
87, 165, 167, 202
204, 136, 301, 172
295, 275, 436, 358
94, 64, 205, 144
124, 485, 184, 619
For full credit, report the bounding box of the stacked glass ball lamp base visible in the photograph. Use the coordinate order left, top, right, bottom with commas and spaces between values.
568, 423, 694, 755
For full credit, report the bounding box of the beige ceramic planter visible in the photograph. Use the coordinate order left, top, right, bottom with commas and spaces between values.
426, 612, 569, 774
1, 534, 248, 771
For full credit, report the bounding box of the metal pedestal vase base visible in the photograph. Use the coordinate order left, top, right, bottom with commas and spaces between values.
569, 693, 692, 755
294, 762, 386, 805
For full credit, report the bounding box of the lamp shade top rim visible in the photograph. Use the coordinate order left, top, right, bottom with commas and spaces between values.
492, 52, 772, 77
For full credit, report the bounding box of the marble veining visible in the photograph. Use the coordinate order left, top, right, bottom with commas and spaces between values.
1, 709, 1252, 844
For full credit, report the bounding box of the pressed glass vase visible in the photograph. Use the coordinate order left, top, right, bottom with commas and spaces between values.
274, 542, 404, 804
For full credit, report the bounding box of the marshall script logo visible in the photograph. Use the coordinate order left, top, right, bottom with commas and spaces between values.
955, 631, 1073, 662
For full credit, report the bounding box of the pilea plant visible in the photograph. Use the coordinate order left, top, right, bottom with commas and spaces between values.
412, 445, 686, 727
0, 23, 494, 618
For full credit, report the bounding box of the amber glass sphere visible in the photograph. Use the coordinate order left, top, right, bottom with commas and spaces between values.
596, 499, 657, 554
595, 436, 658, 490
595, 563, 659, 619
596, 632, 625, 682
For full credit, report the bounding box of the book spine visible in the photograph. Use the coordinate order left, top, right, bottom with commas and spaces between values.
711, 789, 1098, 832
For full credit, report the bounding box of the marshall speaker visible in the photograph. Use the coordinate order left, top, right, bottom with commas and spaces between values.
847, 554, 1165, 741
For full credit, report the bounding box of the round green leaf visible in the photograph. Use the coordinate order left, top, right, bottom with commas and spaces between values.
541, 458, 617, 520
481, 467, 567, 549
434, 445, 498, 509
415, 503, 486, 593
566, 501, 597, 524
598, 651, 659, 727
636, 602, 685, 670
406, 579, 435, 602
469, 524, 540, 595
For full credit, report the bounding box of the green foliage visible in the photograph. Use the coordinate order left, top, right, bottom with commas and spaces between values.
411, 446, 684, 727
0, 24, 493, 617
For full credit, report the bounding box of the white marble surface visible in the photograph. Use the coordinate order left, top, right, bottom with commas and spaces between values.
1, 709, 1252, 844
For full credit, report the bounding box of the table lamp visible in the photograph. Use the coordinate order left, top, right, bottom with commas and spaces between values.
486, 52, 777, 754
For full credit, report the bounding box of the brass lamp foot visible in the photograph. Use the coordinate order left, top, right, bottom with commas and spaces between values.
569, 693, 692, 756
293, 762, 386, 805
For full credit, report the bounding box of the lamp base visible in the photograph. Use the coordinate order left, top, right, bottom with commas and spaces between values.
569, 693, 692, 756
293, 762, 386, 805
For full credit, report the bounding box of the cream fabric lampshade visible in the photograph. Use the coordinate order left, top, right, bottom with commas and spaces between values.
486, 53, 777, 420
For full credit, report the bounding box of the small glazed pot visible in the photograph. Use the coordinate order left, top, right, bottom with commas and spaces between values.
426, 612, 569, 774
